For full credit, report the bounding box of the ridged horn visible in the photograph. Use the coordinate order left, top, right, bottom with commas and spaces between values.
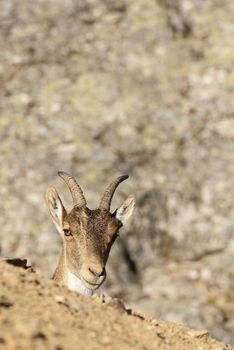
99, 175, 129, 211
58, 171, 86, 207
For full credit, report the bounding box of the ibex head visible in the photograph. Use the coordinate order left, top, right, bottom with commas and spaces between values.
46, 172, 135, 294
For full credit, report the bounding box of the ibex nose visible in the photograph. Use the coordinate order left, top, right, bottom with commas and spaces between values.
88, 265, 105, 278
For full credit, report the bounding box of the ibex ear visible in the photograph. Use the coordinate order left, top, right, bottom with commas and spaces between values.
45, 187, 67, 235
115, 196, 135, 224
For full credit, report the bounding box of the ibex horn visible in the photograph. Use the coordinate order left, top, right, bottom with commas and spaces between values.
58, 171, 86, 207
99, 175, 129, 211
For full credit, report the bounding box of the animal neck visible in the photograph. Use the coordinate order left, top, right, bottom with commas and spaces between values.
53, 246, 93, 296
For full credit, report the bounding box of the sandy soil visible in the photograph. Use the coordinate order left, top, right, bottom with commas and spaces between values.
0, 260, 232, 350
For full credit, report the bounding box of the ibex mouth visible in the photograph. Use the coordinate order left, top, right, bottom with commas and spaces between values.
82, 275, 106, 290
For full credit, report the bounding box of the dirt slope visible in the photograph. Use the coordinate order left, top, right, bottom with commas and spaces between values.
0, 261, 232, 350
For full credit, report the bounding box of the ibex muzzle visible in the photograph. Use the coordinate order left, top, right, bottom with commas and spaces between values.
46, 172, 135, 296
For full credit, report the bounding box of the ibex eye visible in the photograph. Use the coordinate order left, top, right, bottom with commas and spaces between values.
63, 229, 71, 237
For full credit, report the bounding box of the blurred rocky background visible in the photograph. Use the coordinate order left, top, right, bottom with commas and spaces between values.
0, 0, 234, 345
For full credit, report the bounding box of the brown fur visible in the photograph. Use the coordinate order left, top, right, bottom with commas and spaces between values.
62, 207, 121, 287
46, 175, 135, 294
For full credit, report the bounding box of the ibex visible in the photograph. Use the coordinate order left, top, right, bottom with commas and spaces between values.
46, 172, 135, 296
